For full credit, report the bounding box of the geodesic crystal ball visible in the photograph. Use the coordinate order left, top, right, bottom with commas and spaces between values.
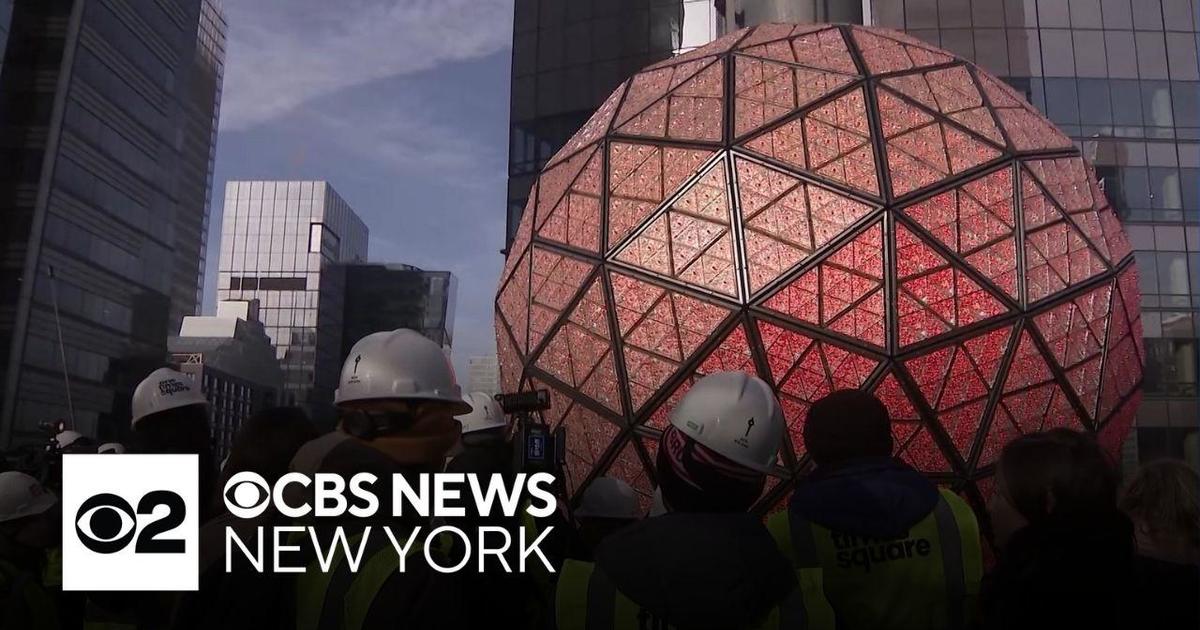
494, 23, 1143, 513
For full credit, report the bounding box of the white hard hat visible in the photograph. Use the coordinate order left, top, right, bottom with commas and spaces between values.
0, 472, 57, 523
55, 430, 84, 449
335, 329, 471, 413
456, 392, 506, 434
131, 367, 207, 428
669, 371, 784, 473
576, 476, 641, 520
97, 442, 125, 454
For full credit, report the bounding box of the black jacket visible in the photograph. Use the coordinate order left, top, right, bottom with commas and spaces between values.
981, 509, 1137, 630
589, 512, 797, 630
1132, 554, 1200, 630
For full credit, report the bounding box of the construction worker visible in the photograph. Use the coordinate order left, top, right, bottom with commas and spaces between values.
294, 329, 472, 630
573, 476, 640, 558
446, 391, 511, 473
556, 371, 834, 630
130, 367, 216, 513
0, 471, 60, 629
767, 390, 982, 630
54, 430, 95, 454
88, 367, 216, 629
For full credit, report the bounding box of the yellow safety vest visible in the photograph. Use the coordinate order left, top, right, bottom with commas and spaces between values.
42, 546, 62, 589
0, 558, 59, 630
555, 559, 835, 630
294, 526, 428, 630
766, 488, 982, 630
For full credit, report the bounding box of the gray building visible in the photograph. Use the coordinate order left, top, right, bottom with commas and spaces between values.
169, 300, 283, 461
216, 181, 368, 421
468, 354, 501, 396
509, 0, 1200, 468
0, 0, 225, 444
340, 263, 457, 362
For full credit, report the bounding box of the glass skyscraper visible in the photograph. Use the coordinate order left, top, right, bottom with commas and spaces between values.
507, 0, 1199, 467
340, 263, 457, 361
216, 181, 368, 421
0, 0, 225, 444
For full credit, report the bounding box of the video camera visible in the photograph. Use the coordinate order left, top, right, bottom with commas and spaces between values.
495, 390, 566, 478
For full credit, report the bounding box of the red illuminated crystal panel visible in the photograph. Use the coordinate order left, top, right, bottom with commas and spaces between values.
495, 24, 1143, 510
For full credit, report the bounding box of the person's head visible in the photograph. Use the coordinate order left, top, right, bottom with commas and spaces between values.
1119, 459, 1200, 562
54, 430, 95, 454
131, 367, 211, 455
803, 389, 892, 469
223, 407, 319, 487
989, 428, 1119, 548
575, 477, 640, 548
657, 371, 784, 514
335, 329, 468, 469
0, 472, 59, 565
455, 392, 509, 448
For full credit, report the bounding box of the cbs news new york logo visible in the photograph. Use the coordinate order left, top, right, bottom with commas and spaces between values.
62, 455, 199, 591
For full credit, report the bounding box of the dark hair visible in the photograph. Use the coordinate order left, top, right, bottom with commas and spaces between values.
223, 407, 320, 486
1120, 459, 1200, 549
998, 428, 1118, 523
133, 403, 212, 455
803, 389, 893, 467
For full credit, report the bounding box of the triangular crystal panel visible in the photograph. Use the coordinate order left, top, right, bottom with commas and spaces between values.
896, 224, 1011, 347
762, 221, 885, 347
536, 147, 604, 253
610, 271, 732, 411
852, 28, 954, 75
608, 143, 715, 250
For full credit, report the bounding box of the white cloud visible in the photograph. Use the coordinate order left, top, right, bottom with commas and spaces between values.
306, 99, 504, 188
219, 0, 513, 130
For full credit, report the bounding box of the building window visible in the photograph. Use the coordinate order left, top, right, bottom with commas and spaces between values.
234, 276, 307, 291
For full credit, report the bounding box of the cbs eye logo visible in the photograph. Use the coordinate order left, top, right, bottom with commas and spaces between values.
62, 454, 199, 591
223, 471, 271, 519
75, 491, 186, 554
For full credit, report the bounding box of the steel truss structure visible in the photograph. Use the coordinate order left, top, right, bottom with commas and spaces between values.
495, 23, 1144, 514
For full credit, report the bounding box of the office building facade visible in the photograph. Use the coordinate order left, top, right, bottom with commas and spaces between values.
340, 264, 457, 362
216, 181, 368, 420
509, 0, 1198, 467
168, 300, 283, 461
467, 354, 500, 396
0, 0, 225, 444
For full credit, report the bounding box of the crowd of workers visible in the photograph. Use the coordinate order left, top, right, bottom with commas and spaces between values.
0, 327, 1196, 629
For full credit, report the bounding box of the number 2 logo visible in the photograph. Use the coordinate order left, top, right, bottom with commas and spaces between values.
75, 491, 187, 554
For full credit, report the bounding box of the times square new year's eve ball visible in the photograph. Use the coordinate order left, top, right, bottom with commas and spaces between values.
495, 23, 1143, 513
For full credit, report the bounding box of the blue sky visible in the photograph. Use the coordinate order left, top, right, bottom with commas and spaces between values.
202, 0, 514, 379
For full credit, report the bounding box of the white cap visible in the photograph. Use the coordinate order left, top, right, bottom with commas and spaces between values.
97, 443, 125, 454
576, 476, 641, 519
0, 472, 57, 523
335, 329, 471, 413
56, 430, 84, 449
669, 371, 785, 473
131, 367, 207, 428
456, 392, 506, 434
